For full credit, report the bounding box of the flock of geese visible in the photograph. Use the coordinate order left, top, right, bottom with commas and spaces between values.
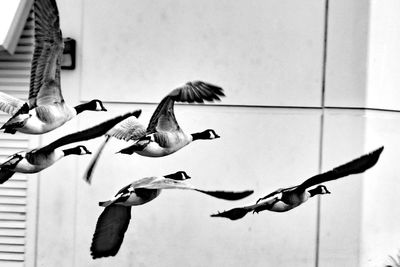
0, 0, 385, 261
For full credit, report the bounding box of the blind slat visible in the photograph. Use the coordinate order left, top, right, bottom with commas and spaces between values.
0, 9, 34, 264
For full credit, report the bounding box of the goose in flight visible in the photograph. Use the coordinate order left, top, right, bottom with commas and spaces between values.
211, 146, 383, 220
0, 0, 106, 135
0, 110, 141, 184
84, 81, 224, 183
90, 171, 253, 259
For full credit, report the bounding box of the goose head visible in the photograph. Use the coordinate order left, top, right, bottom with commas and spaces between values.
191, 129, 220, 141
164, 171, 191, 180
77, 145, 92, 155
74, 100, 107, 114
89, 99, 107, 111
309, 185, 331, 197
63, 145, 92, 156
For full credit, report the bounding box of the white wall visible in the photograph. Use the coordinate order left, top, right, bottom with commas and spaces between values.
31, 0, 400, 266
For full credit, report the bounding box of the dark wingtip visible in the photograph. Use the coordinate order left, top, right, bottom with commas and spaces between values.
365, 146, 384, 168
132, 109, 142, 118
375, 146, 384, 155
210, 208, 250, 220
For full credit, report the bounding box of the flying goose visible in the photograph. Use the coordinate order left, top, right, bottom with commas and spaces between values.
211, 146, 384, 220
0, 110, 141, 184
0, 0, 107, 135
90, 171, 253, 259
84, 81, 224, 183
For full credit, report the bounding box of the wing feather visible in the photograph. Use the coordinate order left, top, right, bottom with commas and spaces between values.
106, 116, 146, 141
35, 110, 141, 154
83, 136, 110, 184
297, 146, 384, 192
146, 81, 225, 134
0, 92, 25, 115
136, 178, 253, 201
29, 0, 64, 107
90, 205, 131, 259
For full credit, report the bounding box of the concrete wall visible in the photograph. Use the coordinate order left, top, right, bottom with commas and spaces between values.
31, 0, 400, 266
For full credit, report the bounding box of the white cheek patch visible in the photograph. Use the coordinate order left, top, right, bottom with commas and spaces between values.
95, 101, 102, 111
80, 147, 85, 154
209, 131, 216, 139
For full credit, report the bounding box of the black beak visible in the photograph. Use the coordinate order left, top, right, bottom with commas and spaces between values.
215, 134, 221, 138
101, 107, 107, 111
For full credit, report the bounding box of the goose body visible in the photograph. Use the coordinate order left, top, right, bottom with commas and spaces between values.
84, 81, 223, 183
211, 146, 384, 220
131, 131, 193, 157
0, 0, 106, 135
14, 104, 75, 134
91, 171, 253, 259
2, 146, 88, 174
0, 110, 141, 184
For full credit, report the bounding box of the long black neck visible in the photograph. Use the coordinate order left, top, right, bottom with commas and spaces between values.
191, 131, 208, 141
63, 147, 81, 156
74, 102, 94, 114
308, 188, 320, 198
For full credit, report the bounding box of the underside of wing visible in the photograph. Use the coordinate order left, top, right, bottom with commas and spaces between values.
0, 93, 25, 116
106, 116, 146, 141
29, 0, 64, 107
35, 110, 141, 154
135, 178, 190, 190
127, 176, 160, 191
297, 146, 384, 191
136, 178, 253, 200
90, 205, 132, 259
146, 81, 225, 134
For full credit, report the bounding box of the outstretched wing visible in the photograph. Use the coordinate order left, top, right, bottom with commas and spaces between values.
137, 178, 253, 201
29, 0, 64, 107
146, 81, 225, 134
90, 205, 132, 259
297, 146, 384, 192
35, 110, 141, 154
83, 136, 110, 184
0, 92, 25, 116
106, 116, 146, 141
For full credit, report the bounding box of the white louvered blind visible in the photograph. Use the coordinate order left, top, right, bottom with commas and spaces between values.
0, 13, 38, 266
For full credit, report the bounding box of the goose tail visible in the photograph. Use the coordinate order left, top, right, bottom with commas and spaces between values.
0, 169, 15, 184
84, 136, 111, 184
1, 103, 30, 133
116, 144, 141, 155
211, 207, 252, 220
